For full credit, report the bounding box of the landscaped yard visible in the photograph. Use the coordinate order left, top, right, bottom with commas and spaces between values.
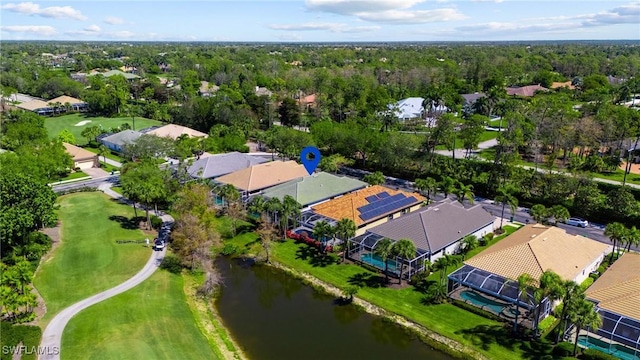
56, 170, 90, 183
44, 113, 161, 144
62, 270, 219, 360
269, 238, 534, 360
84, 146, 126, 164
34, 192, 151, 326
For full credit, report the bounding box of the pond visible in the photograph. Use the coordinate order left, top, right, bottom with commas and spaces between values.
215, 257, 455, 360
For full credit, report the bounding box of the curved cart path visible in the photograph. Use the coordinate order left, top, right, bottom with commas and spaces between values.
39, 185, 172, 360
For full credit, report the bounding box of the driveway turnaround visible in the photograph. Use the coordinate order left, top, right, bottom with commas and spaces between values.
39, 246, 167, 360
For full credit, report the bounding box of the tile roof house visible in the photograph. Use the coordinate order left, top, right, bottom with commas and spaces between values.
261, 172, 367, 208
90, 69, 141, 80
389, 97, 448, 122
146, 124, 208, 140
16, 99, 53, 115
363, 199, 495, 262
63, 142, 99, 169
309, 185, 426, 236
550, 81, 576, 90
461, 93, 486, 106
98, 130, 143, 153
583, 252, 640, 353
48, 95, 87, 111
255, 86, 273, 97
505, 85, 549, 97
199, 81, 219, 97
187, 152, 269, 179
215, 160, 309, 194
464, 224, 609, 283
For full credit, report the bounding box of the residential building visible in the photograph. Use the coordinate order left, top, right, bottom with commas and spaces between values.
215, 160, 309, 199
255, 86, 273, 97
583, 252, 640, 357
550, 81, 576, 90
62, 142, 99, 169
89, 69, 141, 80
461, 93, 486, 107
48, 95, 87, 111
98, 130, 143, 153
389, 97, 448, 121
448, 224, 610, 323
505, 85, 549, 97
15, 100, 53, 115
187, 152, 269, 179
261, 172, 367, 209
199, 81, 219, 97
305, 185, 426, 237
146, 124, 208, 140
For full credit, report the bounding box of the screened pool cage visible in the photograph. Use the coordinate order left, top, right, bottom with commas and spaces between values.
347, 232, 429, 280
448, 265, 551, 322
584, 308, 640, 357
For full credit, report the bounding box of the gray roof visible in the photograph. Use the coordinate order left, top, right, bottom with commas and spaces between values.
99, 130, 142, 146
187, 152, 269, 179
461, 93, 486, 105
368, 199, 495, 253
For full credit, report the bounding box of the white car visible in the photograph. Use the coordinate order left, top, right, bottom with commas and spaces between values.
565, 217, 589, 228
154, 239, 165, 250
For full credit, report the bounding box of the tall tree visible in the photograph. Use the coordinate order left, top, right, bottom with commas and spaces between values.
257, 221, 278, 263
363, 171, 385, 186
438, 176, 457, 199
454, 182, 475, 205
568, 297, 602, 356
495, 185, 518, 229
414, 177, 437, 202
604, 222, 627, 262
373, 238, 394, 284
391, 239, 416, 284
278, 97, 301, 127
280, 195, 302, 237
334, 218, 356, 262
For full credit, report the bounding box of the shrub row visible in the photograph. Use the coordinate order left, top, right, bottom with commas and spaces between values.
286, 230, 333, 253
450, 299, 504, 323
580, 348, 619, 360
54, 187, 99, 195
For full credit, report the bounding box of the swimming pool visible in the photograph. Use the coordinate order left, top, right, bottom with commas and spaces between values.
460, 291, 507, 314
578, 335, 640, 360
361, 253, 398, 273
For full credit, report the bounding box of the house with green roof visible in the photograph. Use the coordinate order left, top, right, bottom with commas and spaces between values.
261, 172, 367, 208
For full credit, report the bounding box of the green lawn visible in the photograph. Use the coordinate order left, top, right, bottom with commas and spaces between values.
269, 239, 531, 360
435, 130, 499, 150
34, 192, 151, 326
62, 271, 219, 360
84, 146, 125, 164
57, 171, 90, 182
44, 113, 161, 145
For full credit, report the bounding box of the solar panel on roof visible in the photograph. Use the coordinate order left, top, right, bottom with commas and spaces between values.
378, 192, 390, 198
365, 195, 379, 203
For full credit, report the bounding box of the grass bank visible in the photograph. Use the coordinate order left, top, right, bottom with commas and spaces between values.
44, 113, 161, 145
33, 192, 151, 326
62, 270, 218, 360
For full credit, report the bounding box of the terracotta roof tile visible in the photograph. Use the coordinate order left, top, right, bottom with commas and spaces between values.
586, 252, 640, 319
215, 160, 309, 192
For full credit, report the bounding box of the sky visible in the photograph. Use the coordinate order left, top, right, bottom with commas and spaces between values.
0, 0, 639, 42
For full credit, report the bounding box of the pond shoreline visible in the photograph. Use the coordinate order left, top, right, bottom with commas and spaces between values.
266, 260, 488, 360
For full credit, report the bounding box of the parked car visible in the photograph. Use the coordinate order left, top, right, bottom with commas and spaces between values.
154, 239, 165, 250
565, 217, 589, 228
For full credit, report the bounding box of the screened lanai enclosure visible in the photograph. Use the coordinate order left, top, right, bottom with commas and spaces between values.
448, 264, 551, 324
348, 232, 428, 279
581, 309, 640, 358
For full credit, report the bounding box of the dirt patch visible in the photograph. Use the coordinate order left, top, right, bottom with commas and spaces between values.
620, 161, 640, 175
270, 261, 489, 360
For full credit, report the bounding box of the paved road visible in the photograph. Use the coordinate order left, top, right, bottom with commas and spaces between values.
434, 138, 499, 159
51, 175, 120, 193
40, 183, 173, 360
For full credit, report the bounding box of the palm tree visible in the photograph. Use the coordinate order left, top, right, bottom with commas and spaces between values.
568, 297, 602, 356
454, 182, 475, 205
313, 220, 333, 246
414, 177, 437, 202
625, 226, 640, 251
555, 280, 582, 343
219, 184, 240, 207
363, 171, 385, 186
248, 196, 267, 221
280, 195, 301, 237
373, 238, 394, 283
98, 144, 109, 165
530, 204, 547, 224
604, 222, 626, 262
334, 218, 356, 262
516, 273, 536, 334
434, 254, 460, 288
438, 176, 456, 199
264, 197, 282, 224
460, 234, 479, 254
535, 270, 563, 337
391, 239, 416, 284
495, 185, 518, 229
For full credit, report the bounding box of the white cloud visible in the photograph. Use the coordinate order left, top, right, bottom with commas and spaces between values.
305, 0, 466, 24
581, 2, 640, 26
84, 24, 101, 32
269, 22, 380, 33
276, 33, 303, 41
1, 2, 86, 21
471, 0, 505, 3
1, 25, 56, 36
104, 16, 125, 25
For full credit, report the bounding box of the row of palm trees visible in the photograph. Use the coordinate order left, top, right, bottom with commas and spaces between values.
516, 270, 602, 355
603, 222, 640, 262
372, 238, 417, 284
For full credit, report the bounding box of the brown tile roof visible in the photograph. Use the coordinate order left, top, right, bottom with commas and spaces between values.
586, 252, 640, 320
465, 224, 610, 282
146, 124, 207, 139
506, 85, 549, 97
215, 160, 309, 192
49, 95, 85, 104
62, 142, 98, 161
311, 185, 426, 226
550, 81, 576, 90
16, 99, 51, 111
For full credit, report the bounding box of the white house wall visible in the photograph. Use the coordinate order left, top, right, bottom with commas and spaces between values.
429, 222, 494, 262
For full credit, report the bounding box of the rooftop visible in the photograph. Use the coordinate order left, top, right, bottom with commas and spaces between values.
311, 185, 426, 226
90, 69, 141, 80
16, 99, 51, 111
367, 199, 495, 253
48, 95, 85, 105
261, 172, 367, 207
100, 130, 143, 146
62, 142, 97, 161
215, 160, 309, 192
506, 85, 549, 97
586, 252, 640, 320
187, 152, 269, 179
464, 224, 610, 282
146, 124, 207, 140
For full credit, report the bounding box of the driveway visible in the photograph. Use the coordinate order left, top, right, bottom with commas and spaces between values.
83, 167, 110, 179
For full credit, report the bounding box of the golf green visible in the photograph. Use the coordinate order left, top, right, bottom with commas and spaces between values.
44, 113, 162, 144
34, 192, 151, 325
62, 271, 219, 360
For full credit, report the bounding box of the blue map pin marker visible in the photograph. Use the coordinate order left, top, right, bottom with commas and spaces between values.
300, 146, 321, 175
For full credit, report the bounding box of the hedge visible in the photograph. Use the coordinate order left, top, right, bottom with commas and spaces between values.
580, 348, 619, 360
553, 341, 575, 357
450, 299, 504, 322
